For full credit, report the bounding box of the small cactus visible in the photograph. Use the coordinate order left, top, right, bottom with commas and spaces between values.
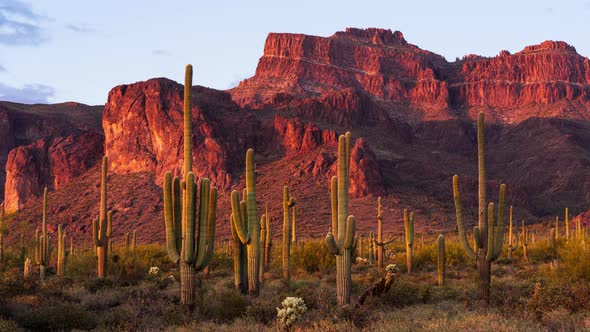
291, 205, 297, 245
132, 230, 137, 251
124, 232, 130, 252
24, 257, 32, 278
374, 197, 394, 270
368, 232, 375, 264
565, 208, 569, 240
507, 206, 519, 260
264, 203, 272, 271
520, 220, 529, 262
437, 234, 446, 286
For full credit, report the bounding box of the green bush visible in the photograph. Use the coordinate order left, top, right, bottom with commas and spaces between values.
291, 240, 335, 274
13, 301, 98, 331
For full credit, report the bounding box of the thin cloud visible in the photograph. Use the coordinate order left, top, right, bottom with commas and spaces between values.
0, 82, 55, 103
65, 23, 94, 33
152, 49, 171, 56
0, 0, 46, 45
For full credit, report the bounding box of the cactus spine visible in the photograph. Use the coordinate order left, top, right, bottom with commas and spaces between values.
507, 206, 519, 260
57, 224, 67, 277
453, 112, 507, 304
92, 156, 112, 278
282, 186, 296, 282
163, 64, 218, 306
230, 149, 261, 296
264, 203, 272, 270
437, 234, 446, 286
325, 132, 356, 307
35, 188, 52, 281
404, 209, 414, 273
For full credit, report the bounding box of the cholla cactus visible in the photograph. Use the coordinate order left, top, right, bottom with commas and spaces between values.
385, 264, 400, 274
148, 266, 163, 280
276, 297, 307, 328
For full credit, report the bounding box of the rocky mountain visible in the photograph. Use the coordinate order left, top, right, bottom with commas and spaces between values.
4, 28, 590, 244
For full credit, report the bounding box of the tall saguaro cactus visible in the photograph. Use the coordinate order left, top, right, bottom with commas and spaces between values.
437, 234, 446, 286
163, 64, 218, 306
453, 112, 507, 304
93, 156, 112, 278
35, 188, 52, 281
404, 209, 415, 273
230, 149, 261, 296
57, 224, 67, 277
282, 186, 296, 282
325, 132, 356, 307
565, 208, 570, 240
259, 212, 267, 284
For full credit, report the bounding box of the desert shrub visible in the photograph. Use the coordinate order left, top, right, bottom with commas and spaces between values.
291, 240, 335, 274
381, 278, 423, 307
0, 267, 38, 296
552, 240, 590, 282
527, 239, 557, 263
200, 289, 249, 322
83, 277, 115, 293
13, 301, 97, 331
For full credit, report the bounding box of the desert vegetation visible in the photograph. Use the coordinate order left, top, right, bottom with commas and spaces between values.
0, 64, 588, 331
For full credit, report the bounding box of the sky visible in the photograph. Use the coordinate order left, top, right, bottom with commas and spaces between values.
0, 0, 589, 105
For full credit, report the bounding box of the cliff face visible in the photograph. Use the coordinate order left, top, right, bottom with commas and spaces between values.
5, 28, 590, 241
0, 102, 102, 212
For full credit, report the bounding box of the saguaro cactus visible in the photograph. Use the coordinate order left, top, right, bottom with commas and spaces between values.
132, 230, 137, 251
259, 212, 267, 284
230, 210, 247, 293
57, 224, 67, 277
453, 112, 507, 304
282, 186, 296, 282
404, 209, 415, 273
437, 234, 446, 286
555, 216, 559, 240
163, 64, 217, 306
374, 197, 394, 270
35, 188, 52, 281
93, 156, 112, 278
124, 232, 130, 252
325, 132, 357, 307
291, 205, 297, 245
507, 206, 519, 260
230, 149, 262, 296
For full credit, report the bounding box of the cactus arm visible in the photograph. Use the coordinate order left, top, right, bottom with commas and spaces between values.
230, 190, 251, 245
195, 186, 217, 270
195, 178, 210, 266
173, 177, 181, 252
92, 217, 99, 247
182, 172, 197, 264
452, 175, 477, 260
486, 203, 495, 262
106, 211, 113, 238
491, 184, 506, 260
163, 172, 180, 262
325, 229, 340, 255
343, 216, 356, 249
330, 176, 338, 236
473, 226, 482, 249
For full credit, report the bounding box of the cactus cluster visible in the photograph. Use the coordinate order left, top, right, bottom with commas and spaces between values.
453, 112, 507, 304
325, 132, 356, 307
163, 64, 217, 306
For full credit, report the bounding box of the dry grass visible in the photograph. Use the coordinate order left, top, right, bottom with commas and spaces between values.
0, 236, 587, 331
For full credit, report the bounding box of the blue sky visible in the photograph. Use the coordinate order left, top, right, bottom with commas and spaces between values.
0, 0, 589, 105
